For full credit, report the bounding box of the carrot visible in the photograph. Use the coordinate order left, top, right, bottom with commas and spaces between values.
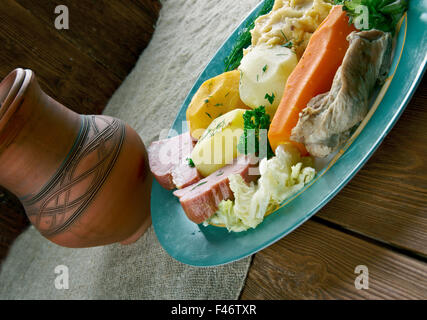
268, 5, 357, 155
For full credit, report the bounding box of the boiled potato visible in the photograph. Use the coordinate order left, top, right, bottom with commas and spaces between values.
238, 44, 298, 117
186, 70, 249, 140
191, 109, 246, 177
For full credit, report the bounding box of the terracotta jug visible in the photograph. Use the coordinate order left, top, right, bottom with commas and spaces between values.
0, 68, 152, 248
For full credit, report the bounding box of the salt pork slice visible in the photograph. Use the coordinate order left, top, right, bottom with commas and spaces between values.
173, 155, 259, 224
148, 132, 202, 190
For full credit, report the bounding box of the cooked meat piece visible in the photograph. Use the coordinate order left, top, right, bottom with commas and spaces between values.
173, 155, 260, 224
148, 132, 202, 190
291, 29, 393, 158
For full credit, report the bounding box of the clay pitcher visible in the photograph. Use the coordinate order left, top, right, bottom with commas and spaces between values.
0, 68, 152, 248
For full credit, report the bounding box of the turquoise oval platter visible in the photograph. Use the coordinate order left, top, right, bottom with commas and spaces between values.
151, 1, 427, 267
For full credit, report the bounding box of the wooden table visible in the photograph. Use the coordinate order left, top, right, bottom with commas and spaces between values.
241, 76, 427, 300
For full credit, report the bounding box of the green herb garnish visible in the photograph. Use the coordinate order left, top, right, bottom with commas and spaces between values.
265, 93, 275, 105
191, 181, 208, 191
262, 64, 268, 73
199, 119, 226, 142
223, 0, 275, 71
279, 30, 294, 49
237, 106, 274, 159
282, 41, 293, 49
187, 158, 195, 168
205, 112, 212, 119
334, 0, 408, 34
280, 29, 288, 41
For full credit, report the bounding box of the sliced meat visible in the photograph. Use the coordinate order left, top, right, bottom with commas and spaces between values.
148, 132, 202, 190
174, 155, 260, 224
291, 30, 393, 158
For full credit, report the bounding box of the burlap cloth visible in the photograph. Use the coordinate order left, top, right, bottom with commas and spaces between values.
0, 0, 261, 299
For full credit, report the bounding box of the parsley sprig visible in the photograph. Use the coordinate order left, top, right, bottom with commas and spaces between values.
334, 0, 408, 34
237, 106, 275, 159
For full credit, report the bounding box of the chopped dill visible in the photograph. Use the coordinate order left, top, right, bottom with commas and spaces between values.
187, 158, 195, 168
282, 41, 293, 49
280, 29, 288, 42
265, 93, 275, 105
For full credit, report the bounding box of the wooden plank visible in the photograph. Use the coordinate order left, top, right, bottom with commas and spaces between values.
316, 77, 427, 257
14, 0, 160, 79
241, 220, 427, 300
0, 0, 122, 115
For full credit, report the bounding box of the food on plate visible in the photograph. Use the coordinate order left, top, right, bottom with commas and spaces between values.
268, 5, 356, 155
148, 0, 408, 233
238, 44, 298, 117
334, 0, 409, 33
248, 0, 333, 59
224, 0, 276, 72
205, 144, 315, 232
173, 155, 260, 224
191, 109, 247, 177
291, 30, 393, 157
148, 132, 202, 190
186, 70, 249, 140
